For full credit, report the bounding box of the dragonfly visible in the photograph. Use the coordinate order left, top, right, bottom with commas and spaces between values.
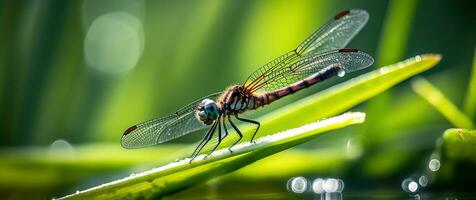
121, 9, 374, 162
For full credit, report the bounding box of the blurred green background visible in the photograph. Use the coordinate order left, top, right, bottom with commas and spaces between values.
1, 0, 475, 199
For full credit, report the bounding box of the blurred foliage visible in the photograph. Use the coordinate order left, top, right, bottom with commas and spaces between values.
363, 0, 418, 146
412, 77, 474, 129
464, 49, 476, 121
1, 0, 476, 199
443, 128, 476, 163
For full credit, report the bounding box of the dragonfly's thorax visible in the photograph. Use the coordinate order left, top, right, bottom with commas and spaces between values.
218, 85, 257, 114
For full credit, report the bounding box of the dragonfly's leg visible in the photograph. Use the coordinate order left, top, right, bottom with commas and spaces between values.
235, 115, 260, 143
228, 115, 242, 152
222, 116, 229, 139
205, 119, 222, 159
190, 121, 217, 163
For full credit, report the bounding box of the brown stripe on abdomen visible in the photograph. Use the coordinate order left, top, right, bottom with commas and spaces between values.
257, 65, 341, 106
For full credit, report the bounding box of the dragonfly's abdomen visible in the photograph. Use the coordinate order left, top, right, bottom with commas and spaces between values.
260, 65, 341, 105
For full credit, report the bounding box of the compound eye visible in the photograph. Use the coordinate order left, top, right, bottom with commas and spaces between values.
203, 99, 219, 120
204, 102, 215, 113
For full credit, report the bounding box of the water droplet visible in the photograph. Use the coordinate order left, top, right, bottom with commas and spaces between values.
415, 55, 422, 61
337, 69, 346, 77
401, 178, 419, 193
312, 178, 325, 194
428, 158, 440, 171
418, 175, 428, 187
50, 139, 74, 156
287, 177, 308, 194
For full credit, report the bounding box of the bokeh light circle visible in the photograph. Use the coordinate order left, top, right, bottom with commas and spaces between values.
84, 12, 144, 74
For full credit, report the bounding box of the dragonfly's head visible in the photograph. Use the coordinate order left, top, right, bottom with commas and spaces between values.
196, 99, 220, 125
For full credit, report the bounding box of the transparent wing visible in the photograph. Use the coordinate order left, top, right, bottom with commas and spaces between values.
246, 49, 374, 93
244, 9, 369, 92
121, 92, 222, 149
296, 9, 369, 55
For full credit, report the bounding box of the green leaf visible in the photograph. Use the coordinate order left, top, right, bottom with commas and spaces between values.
58, 112, 366, 199
464, 48, 476, 121
442, 128, 476, 163
411, 77, 474, 128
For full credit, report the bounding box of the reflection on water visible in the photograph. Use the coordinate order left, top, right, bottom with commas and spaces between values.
428, 158, 440, 172
287, 177, 344, 200
312, 178, 325, 194
400, 148, 443, 198
401, 178, 419, 193
418, 175, 428, 187
287, 176, 308, 194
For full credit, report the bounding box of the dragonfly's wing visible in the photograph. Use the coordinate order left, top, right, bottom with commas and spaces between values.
244, 9, 369, 92
296, 9, 369, 56
121, 92, 222, 149
245, 49, 373, 93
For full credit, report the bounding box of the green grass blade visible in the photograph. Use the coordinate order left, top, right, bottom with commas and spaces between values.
364, 0, 418, 145
58, 112, 365, 199
411, 77, 474, 128
464, 49, 476, 121
442, 128, 476, 163
376, 0, 418, 67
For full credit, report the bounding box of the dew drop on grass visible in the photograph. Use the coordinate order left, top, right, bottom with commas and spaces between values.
415, 55, 422, 61
50, 139, 74, 156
